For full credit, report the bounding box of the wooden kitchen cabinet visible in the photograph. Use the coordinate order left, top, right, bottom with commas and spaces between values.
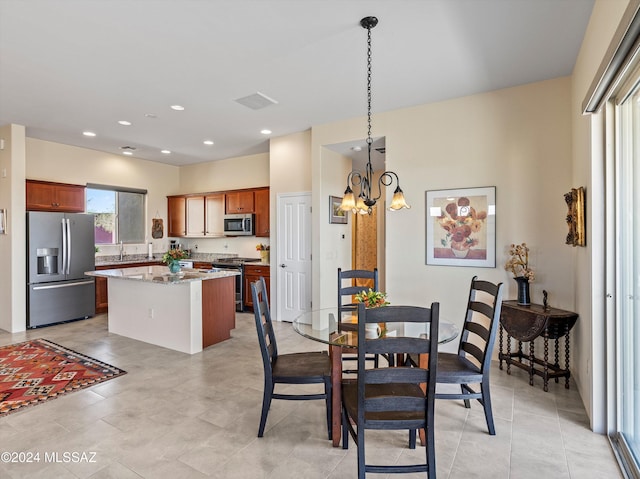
225, 190, 254, 214
26, 179, 85, 213
254, 187, 270, 237
244, 264, 270, 309
205, 193, 225, 236
186, 196, 205, 236
95, 261, 163, 313
193, 261, 213, 269
95, 276, 109, 314
167, 196, 186, 237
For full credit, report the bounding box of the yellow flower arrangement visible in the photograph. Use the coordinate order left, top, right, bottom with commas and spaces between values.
255, 243, 270, 251
354, 289, 389, 308
162, 248, 189, 264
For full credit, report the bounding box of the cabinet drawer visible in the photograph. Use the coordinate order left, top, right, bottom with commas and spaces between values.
245, 265, 269, 275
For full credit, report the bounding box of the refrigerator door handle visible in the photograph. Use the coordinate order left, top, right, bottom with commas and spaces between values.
61, 218, 67, 274
66, 218, 72, 275
32, 280, 94, 291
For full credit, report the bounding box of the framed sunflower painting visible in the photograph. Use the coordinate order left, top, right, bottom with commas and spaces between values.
425, 186, 496, 267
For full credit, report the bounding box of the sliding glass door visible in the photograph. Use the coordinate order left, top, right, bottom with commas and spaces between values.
610, 73, 640, 478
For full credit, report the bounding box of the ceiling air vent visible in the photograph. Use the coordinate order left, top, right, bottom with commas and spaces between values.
234, 92, 278, 110
120, 146, 136, 151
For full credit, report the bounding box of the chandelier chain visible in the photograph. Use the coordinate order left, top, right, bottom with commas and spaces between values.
366, 23, 372, 146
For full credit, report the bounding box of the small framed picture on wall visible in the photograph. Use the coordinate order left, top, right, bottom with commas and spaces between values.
329, 196, 348, 224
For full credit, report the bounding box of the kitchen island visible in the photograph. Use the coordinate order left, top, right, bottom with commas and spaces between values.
86, 266, 239, 354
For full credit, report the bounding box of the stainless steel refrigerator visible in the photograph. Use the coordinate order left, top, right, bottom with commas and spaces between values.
27, 212, 96, 328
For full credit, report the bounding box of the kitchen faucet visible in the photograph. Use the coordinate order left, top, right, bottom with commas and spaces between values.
119, 241, 124, 261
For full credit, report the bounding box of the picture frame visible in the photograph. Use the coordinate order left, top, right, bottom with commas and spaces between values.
564, 186, 586, 246
425, 186, 496, 267
0, 208, 6, 235
329, 196, 348, 224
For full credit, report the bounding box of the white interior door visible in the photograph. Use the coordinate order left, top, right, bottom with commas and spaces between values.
276, 192, 311, 322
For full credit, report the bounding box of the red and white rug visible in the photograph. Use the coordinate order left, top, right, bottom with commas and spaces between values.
0, 338, 126, 417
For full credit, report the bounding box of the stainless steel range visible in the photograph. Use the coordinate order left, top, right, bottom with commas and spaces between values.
211, 257, 261, 312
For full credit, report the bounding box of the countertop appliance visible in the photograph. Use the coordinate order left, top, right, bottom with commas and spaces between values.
210, 257, 261, 312
27, 211, 96, 328
223, 214, 254, 236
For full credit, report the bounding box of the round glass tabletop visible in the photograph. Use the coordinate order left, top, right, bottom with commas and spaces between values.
292, 308, 459, 349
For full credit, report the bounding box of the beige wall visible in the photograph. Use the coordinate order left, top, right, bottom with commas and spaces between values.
178, 152, 269, 193
312, 77, 574, 354
27, 138, 180, 256
570, 0, 631, 433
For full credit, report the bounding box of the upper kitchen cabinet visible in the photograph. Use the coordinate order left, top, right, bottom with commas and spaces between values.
225, 190, 254, 214
254, 187, 270, 237
205, 194, 224, 237
186, 196, 205, 236
167, 196, 186, 237
168, 187, 268, 238
167, 193, 225, 238
26, 179, 85, 213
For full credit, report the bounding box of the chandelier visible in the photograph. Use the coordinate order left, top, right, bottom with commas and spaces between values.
339, 16, 410, 215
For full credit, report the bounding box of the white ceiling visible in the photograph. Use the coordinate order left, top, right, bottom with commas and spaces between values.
0, 0, 595, 167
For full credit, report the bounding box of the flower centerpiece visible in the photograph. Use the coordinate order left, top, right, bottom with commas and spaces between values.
437, 197, 488, 258
354, 288, 389, 308
162, 248, 189, 274
256, 243, 270, 263
505, 242, 534, 305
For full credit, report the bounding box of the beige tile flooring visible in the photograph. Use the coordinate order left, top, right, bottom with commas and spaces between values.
0, 313, 621, 479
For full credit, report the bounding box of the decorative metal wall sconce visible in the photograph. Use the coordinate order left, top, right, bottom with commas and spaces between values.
564, 187, 585, 246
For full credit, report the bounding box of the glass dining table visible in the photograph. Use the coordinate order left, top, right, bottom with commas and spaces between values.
293, 308, 459, 447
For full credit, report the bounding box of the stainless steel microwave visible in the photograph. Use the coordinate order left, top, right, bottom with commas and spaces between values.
223, 214, 254, 236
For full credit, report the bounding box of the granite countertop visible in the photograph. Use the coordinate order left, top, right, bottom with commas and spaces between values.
86, 265, 240, 285
94, 253, 242, 267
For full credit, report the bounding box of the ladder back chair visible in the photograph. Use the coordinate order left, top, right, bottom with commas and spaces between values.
342, 303, 440, 479
251, 277, 332, 438
338, 268, 383, 369
435, 275, 504, 435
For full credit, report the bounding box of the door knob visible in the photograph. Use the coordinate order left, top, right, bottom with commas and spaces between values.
279, 264, 287, 268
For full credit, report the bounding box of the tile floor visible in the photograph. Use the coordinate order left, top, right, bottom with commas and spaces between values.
0, 313, 622, 479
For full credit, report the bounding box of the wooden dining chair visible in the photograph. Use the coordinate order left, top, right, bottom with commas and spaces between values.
435, 275, 504, 435
341, 303, 440, 479
251, 277, 332, 439
337, 268, 382, 369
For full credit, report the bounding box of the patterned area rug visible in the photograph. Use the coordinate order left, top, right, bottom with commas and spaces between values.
0, 339, 126, 417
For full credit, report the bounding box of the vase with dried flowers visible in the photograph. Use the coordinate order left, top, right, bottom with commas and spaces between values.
162, 248, 189, 274
505, 242, 534, 305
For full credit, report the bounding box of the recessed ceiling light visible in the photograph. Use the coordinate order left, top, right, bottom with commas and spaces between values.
82, 131, 96, 137
170, 105, 185, 111
123, 151, 133, 156
351, 146, 362, 152
118, 120, 132, 126
161, 150, 171, 154
144, 113, 157, 118
260, 129, 272, 135
203, 140, 214, 146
